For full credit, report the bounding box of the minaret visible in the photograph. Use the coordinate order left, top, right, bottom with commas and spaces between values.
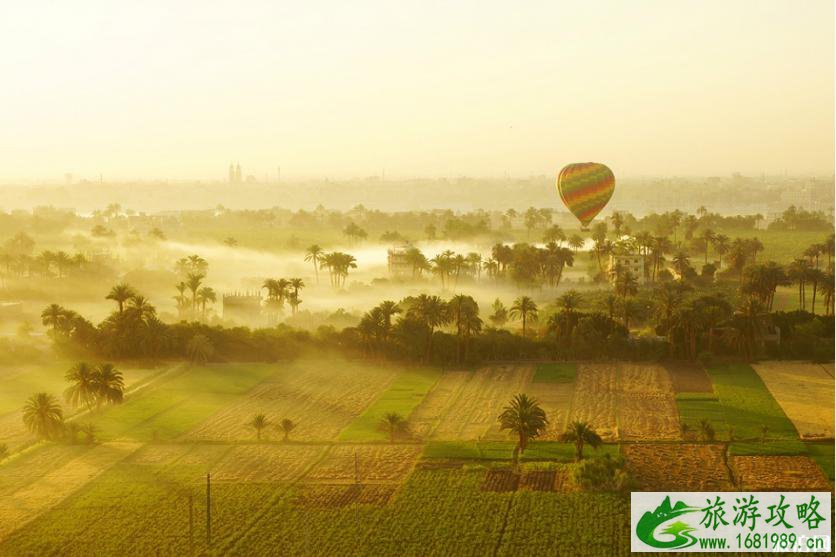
235, 162, 242, 183
228, 163, 234, 183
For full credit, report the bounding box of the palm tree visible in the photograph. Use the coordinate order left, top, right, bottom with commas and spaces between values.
378, 412, 409, 443
185, 273, 205, 312
489, 298, 508, 327
807, 268, 826, 315
305, 245, 324, 284
64, 362, 98, 411
187, 334, 214, 364
93, 363, 124, 407
41, 303, 70, 332
248, 413, 269, 440
106, 283, 136, 314
196, 287, 217, 319
128, 295, 157, 321
22, 393, 64, 440
287, 279, 304, 315
568, 234, 585, 252
278, 418, 296, 442
406, 294, 450, 362
699, 419, 715, 442
559, 421, 602, 461
498, 394, 548, 469
376, 300, 401, 339
509, 296, 538, 337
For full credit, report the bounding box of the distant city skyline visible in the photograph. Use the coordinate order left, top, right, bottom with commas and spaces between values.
1, 0, 833, 181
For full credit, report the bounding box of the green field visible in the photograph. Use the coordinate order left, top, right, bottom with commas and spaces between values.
338, 367, 440, 441
532, 362, 576, 383
806, 441, 835, 481
423, 440, 620, 461
675, 393, 732, 441
89, 363, 277, 442
0, 459, 631, 556
706, 364, 807, 455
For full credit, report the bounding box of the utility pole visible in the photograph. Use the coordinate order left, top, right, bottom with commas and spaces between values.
206, 473, 211, 546
354, 449, 359, 484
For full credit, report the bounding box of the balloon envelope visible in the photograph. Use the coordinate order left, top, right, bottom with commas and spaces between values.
556, 162, 615, 226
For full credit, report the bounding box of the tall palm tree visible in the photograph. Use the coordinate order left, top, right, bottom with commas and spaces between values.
287, 278, 304, 314
186, 273, 205, 312
304, 245, 324, 284
378, 412, 409, 443
559, 421, 602, 461
406, 294, 450, 362
106, 283, 136, 314
64, 362, 98, 411
509, 296, 538, 337
23, 393, 64, 439
376, 300, 401, 339
248, 413, 269, 441
93, 363, 125, 407
498, 394, 548, 469
196, 287, 217, 319
277, 418, 296, 442
807, 268, 826, 315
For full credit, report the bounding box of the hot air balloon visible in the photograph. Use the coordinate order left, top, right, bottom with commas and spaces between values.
556, 162, 615, 228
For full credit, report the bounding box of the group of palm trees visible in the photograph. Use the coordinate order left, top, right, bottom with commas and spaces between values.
499, 393, 602, 468
22, 362, 125, 443
262, 278, 304, 320
173, 255, 216, 320
247, 414, 296, 441
355, 294, 554, 362
304, 245, 357, 288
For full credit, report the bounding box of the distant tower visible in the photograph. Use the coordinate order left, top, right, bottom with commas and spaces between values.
228, 163, 235, 183
235, 163, 242, 183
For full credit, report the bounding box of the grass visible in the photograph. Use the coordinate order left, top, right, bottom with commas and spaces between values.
805, 441, 835, 482
338, 367, 441, 441
423, 440, 620, 462
88, 363, 277, 442
706, 363, 806, 455
532, 363, 576, 383
676, 396, 731, 441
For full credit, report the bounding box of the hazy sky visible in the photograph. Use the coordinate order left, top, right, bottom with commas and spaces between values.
1, 0, 833, 181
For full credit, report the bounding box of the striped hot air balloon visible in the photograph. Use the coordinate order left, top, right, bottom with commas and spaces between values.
556, 162, 615, 228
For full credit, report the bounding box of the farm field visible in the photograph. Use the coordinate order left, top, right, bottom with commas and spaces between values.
568, 364, 619, 441
616, 363, 680, 441
623, 444, 734, 491
338, 366, 439, 442
663, 362, 714, 393
751, 361, 834, 439
0, 362, 169, 451
90, 363, 277, 443
528, 363, 575, 439
0, 360, 832, 556
732, 455, 832, 491
706, 363, 807, 455
191, 360, 400, 443
412, 364, 534, 441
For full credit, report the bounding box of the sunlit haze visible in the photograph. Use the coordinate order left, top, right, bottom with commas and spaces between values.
1, 0, 833, 182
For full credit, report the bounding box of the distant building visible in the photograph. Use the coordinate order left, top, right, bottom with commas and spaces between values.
387, 243, 413, 277
608, 253, 644, 285
222, 292, 262, 323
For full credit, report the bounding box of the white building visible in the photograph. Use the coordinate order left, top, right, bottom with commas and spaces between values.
608, 253, 645, 285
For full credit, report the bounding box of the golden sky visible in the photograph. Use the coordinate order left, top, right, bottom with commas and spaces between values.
1, 0, 833, 181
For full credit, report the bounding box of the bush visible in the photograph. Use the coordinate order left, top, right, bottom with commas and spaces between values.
572, 454, 633, 492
